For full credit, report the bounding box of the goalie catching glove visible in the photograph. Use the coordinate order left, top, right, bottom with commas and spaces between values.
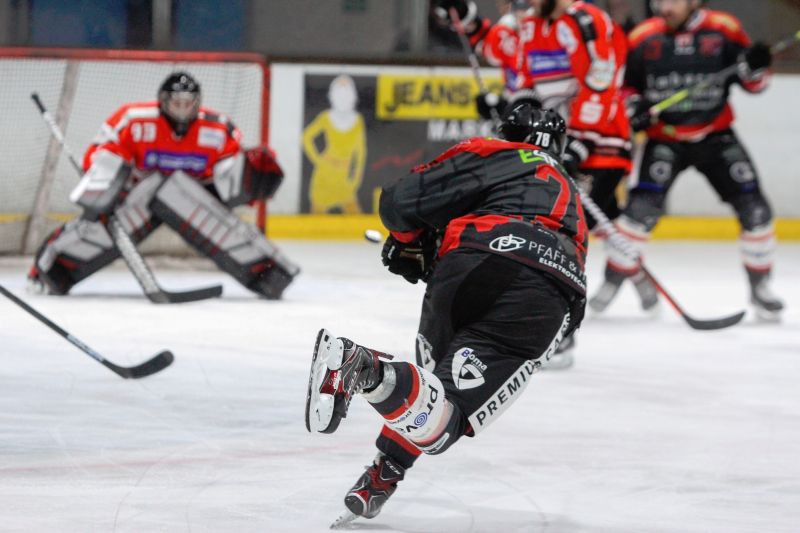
381, 233, 437, 284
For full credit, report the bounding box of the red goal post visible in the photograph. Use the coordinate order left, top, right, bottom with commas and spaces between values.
0, 47, 270, 256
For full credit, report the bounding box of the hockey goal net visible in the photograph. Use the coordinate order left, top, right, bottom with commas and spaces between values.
0, 48, 269, 255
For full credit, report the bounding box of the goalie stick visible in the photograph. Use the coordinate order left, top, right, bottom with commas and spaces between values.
31, 92, 222, 304
0, 284, 173, 378
578, 189, 745, 331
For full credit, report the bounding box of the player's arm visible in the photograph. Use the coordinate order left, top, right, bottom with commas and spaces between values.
555, 12, 618, 172
71, 109, 138, 217
379, 142, 488, 236
716, 12, 772, 94
213, 120, 284, 207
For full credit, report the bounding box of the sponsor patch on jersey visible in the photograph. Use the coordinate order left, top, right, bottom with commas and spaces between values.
489, 234, 527, 253
527, 50, 572, 77
143, 150, 209, 174
451, 347, 487, 390
198, 126, 226, 150
377, 74, 503, 120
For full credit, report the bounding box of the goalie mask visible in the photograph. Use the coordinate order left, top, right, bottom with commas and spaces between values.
158, 71, 201, 137
498, 103, 567, 158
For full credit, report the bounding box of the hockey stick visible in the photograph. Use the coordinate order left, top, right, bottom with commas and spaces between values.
448, 7, 502, 125
31, 92, 222, 304
0, 284, 174, 378
645, 30, 800, 119
578, 190, 745, 330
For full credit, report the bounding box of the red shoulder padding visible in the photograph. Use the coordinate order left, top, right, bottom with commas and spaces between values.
628, 17, 666, 49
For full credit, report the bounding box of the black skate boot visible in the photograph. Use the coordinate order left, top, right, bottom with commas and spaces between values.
305, 328, 391, 434
332, 453, 406, 527
631, 270, 659, 311
748, 270, 784, 321
543, 332, 575, 370
588, 265, 626, 313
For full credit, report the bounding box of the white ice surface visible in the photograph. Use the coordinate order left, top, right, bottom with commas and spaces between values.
1, 241, 799, 533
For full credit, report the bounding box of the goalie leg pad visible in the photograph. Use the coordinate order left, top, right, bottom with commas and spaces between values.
151, 171, 299, 299
32, 177, 165, 294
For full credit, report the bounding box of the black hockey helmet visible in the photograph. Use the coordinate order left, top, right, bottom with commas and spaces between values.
158, 71, 201, 136
498, 103, 567, 157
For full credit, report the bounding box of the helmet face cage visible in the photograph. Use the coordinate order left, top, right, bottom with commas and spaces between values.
158, 72, 201, 135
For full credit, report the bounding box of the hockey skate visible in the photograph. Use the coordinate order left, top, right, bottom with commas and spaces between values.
305, 328, 389, 434
588, 267, 626, 313
542, 333, 575, 370
631, 270, 659, 312
748, 271, 784, 322
331, 452, 406, 528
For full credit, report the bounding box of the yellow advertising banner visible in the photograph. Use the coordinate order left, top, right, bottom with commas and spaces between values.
376, 74, 503, 121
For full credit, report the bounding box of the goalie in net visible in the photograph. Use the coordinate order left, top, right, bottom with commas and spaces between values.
28, 72, 299, 300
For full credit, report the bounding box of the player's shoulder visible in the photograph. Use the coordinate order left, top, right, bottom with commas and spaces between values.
197, 107, 238, 136
696, 9, 746, 39
628, 17, 667, 48
107, 101, 160, 126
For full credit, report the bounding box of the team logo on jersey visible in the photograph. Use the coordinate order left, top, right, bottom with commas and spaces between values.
451, 347, 486, 390
644, 40, 663, 61
143, 150, 209, 174
699, 35, 724, 57
675, 33, 695, 55
490, 234, 526, 252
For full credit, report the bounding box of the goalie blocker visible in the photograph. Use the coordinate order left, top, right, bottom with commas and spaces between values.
30, 147, 297, 300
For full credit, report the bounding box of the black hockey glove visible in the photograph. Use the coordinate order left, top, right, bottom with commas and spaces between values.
561, 136, 590, 178
744, 42, 772, 72
381, 234, 437, 284
433, 0, 470, 23
629, 111, 655, 132
475, 92, 507, 120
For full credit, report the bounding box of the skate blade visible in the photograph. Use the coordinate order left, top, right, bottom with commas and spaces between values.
305, 329, 342, 433
753, 306, 782, 323
330, 508, 359, 529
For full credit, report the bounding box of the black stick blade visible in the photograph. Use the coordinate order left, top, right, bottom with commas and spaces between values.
103, 350, 175, 379
147, 284, 223, 304
683, 311, 746, 331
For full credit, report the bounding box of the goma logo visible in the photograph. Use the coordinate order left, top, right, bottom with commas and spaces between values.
489, 234, 526, 253
451, 347, 487, 390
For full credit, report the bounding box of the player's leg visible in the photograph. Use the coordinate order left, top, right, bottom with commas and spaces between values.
590, 140, 686, 312
307, 251, 573, 518
694, 130, 783, 319
28, 175, 164, 295
552, 167, 627, 367
149, 171, 299, 299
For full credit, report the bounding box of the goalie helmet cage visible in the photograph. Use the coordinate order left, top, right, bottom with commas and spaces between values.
0, 47, 270, 256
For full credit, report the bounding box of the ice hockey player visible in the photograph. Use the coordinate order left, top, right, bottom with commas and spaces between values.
592, 0, 783, 319
28, 72, 298, 300
432, 0, 530, 118
305, 103, 588, 526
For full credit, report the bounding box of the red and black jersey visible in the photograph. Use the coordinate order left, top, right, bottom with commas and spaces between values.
83, 101, 242, 185
379, 138, 589, 296
627, 9, 770, 142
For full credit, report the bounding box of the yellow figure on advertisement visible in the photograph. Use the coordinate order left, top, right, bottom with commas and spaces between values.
302, 75, 366, 214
